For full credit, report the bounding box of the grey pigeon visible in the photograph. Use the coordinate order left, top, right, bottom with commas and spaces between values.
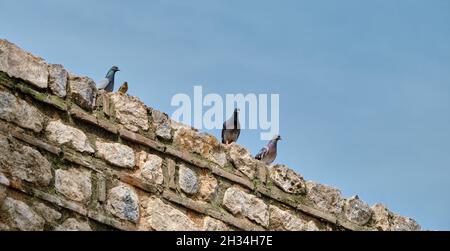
97, 66, 120, 92
255, 135, 282, 165
222, 108, 241, 144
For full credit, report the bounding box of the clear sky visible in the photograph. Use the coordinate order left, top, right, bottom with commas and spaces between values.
1, 0, 449, 230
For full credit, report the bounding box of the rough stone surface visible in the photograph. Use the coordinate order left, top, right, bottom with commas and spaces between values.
110, 93, 149, 132
56, 218, 92, 231
227, 143, 258, 180
304, 221, 321, 231
174, 126, 227, 167
137, 152, 163, 185
48, 64, 68, 98
0, 39, 48, 89
370, 204, 421, 231
7, 144, 53, 186
391, 215, 421, 231
0, 90, 45, 132
222, 187, 269, 227
0, 185, 6, 204
1, 198, 45, 231
269, 165, 306, 194
306, 181, 344, 215
143, 197, 199, 231
68, 73, 97, 110
32, 202, 62, 224
203, 216, 230, 231
55, 168, 92, 202
46, 120, 94, 153
198, 174, 218, 202
0, 222, 9, 230
344, 196, 373, 225
0, 172, 10, 186
371, 204, 392, 231
152, 109, 172, 140
96, 141, 135, 169
106, 185, 140, 222
269, 205, 305, 231
0, 134, 9, 168
178, 165, 199, 195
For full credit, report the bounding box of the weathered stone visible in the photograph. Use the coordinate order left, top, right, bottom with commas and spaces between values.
305, 221, 321, 231
344, 196, 373, 226
118, 128, 163, 152
212, 151, 228, 169
46, 120, 94, 153
0, 222, 9, 230
391, 215, 421, 231
0, 134, 9, 167
174, 126, 227, 167
222, 187, 269, 227
227, 143, 258, 180
106, 185, 139, 222
9, 145, 53, 186
0, 172, 10, 186
48, 64, 68, 98
151, 109, 172, 140
269, 205, 305, 231
1, 135, 52, 186
0, 90, 45, 132
0, 39, 48, 89
96, 173, 107, 203
68, 73, 96, 110
269, 165, 306, 195
143, 197, 199, 231
371, 204, 392, 231
198, 174, 218, 202
32, 202, 62, 224
11, 128, 62, 155
370, 204, 420, 231
56, 218, 92, 231
178, 165, 199, 195
306, 181, 344, 215
166, 158, 177, 189
96, 90, 110, 115
110, 93, 149, 132
55, 168, 92, 203
96, 140, 135, 169
0, 185, 6, 204
2, 198, 45, 231
203, 216, 230, 231
137, 152, 163, 185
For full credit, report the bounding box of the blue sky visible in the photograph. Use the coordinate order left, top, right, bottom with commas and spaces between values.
1, 0, 450, 230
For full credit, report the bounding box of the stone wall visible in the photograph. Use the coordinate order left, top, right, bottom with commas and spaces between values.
0, 39, 421, 231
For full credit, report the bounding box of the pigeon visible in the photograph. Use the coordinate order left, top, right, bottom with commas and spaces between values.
118, 82, 128, 94
255, 135, 282, 165
222, 108, 241, 144
97, 66, 120, 92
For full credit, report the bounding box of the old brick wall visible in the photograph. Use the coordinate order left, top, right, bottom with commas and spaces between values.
0, 39, 420, 231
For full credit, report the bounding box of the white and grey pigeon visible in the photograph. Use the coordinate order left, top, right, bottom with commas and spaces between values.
97, 66, 120, 92
255, 135, 282, 165
222, 108, 241, 144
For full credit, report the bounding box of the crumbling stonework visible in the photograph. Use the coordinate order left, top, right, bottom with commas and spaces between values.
0, 39, 421, 231
68, 73, 96, 110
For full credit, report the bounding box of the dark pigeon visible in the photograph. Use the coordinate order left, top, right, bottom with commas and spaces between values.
222, 108, 241, 144
255, 135, 282, 165
97, 66, 120, 92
